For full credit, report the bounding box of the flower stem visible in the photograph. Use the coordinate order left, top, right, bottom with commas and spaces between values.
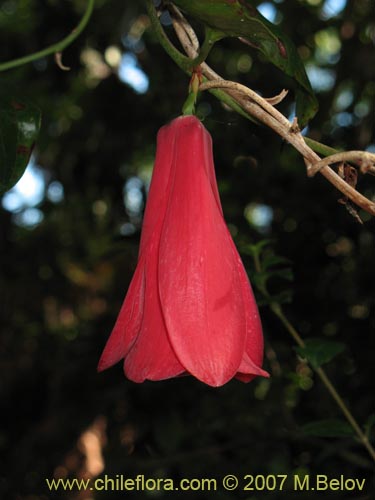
145, 0, 192, 72
0, 0, 95, 72
146, 0, 258, 121
147, 0, 260, 124
315, 367, 375, 461
182, 91, 197, 116
190, 27, 221, 66
253, 254, 375, 461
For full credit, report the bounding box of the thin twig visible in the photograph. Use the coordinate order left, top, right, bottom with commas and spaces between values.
307, 151, 375, 177
0, 0, 95, 72
199, 80, 294, 128
252, 255, 375, 463
170, 12, 375, 217
169, 4, 200, 51
198, 82, 375, 216
265, 89, 289, 106
274, 306, 375, 463
54, 52, 71, 71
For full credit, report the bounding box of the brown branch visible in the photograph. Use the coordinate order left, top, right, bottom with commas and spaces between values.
170, 7, 375, 218
306, 151, 375, 177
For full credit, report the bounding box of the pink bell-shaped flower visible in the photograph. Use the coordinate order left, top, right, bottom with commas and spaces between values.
98, 115, 268, 387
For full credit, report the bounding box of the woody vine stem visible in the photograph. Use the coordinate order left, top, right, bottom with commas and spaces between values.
146, 0, 375, 220
146, 0, 375, 462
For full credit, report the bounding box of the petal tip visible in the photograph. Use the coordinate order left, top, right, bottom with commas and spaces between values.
97, 355, 114, 373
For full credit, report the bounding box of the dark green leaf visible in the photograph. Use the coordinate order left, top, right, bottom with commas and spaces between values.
251, 271, 273, 291
270, 268, 294, 281
251, 267, 293, 294
275, 289, 293, 304
295, 338, 345, 369
240, 239, 273, 257
261, 254, 291, 270
172, 0, 318, 127
302, 419, 354, 438
0, 93, 41, 194
257, 290, 293, 307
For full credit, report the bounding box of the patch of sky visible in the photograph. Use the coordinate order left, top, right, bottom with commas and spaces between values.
13, 208, 44, 228
1, 158, 65, 228
335, 88, 354, 110
123, 176, 144, 216
160, 9, 173, 26
321, 0, 347, 20
118, 53, 149, 94
2, 158, 45, 213
119, 222, 136, 236
122, 34, 145, 54
257, 3, 278, 23
244, 203, 273, 233
306, 65, 336, 92
331, 111, 354, 128
47, 181, 64, 204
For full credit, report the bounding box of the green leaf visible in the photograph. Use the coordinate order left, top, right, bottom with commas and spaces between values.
295, 338, 345, 369
261, 254, 291, 270
172, 0, 318, 127
251, 270, 269, 290
240, 239, 273, 257
271, 268, 294, 281
302, 419, 355, 438
274, 289, 293, 305
252, 269, 293, 288
257, 289, 293, 307
0, 93, 41, 194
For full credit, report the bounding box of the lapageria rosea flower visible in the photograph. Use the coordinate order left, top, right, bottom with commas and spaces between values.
98, 115, 269, 387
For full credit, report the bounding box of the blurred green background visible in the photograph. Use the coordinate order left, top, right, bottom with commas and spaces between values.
0, 0, 374, 498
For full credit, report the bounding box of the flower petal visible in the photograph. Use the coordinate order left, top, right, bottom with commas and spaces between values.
139, 119, 178, 256
158, 117, 246, 387
204, 120, 267, 380
98, 118, 181, 376
236, 352, 270, 382
203, 120, 268, 380
97, 262, 145, 372
233, 242, 268, 372
124, 238, 185, 382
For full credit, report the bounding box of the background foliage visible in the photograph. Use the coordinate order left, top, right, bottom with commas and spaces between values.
1, 0, 374, 498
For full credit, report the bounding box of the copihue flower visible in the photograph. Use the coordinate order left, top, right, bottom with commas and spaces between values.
98, 115, 268, 387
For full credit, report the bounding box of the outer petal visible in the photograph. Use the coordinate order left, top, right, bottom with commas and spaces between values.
123, 119, 186, 382
236, 352, 269, 382
232, 244, 269, 381
97, 262, 145, 372
201, 120, 268, 381
98, 119, 179, 374
139, 120, 177, 256
158, 116, 247, 387
124, 237, 185, 382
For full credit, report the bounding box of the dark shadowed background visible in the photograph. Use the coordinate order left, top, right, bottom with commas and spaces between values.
1, 0, 374, 498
